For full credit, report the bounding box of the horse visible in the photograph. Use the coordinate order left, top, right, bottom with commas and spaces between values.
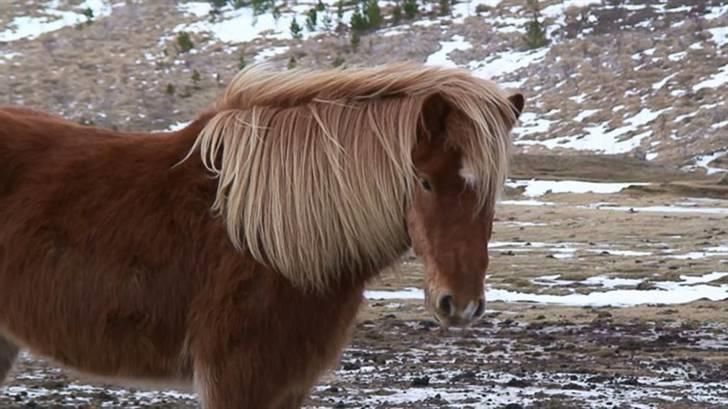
0, 63, 524, 408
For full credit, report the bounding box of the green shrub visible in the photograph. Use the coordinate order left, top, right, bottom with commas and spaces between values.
191, 69, 201, 88
403, 0, 418, 19
306, 8, 318, 31
350, 0, 382, 32
364, 0, 382, 29
524, 0, 548, 49
290, 16, 303, 39
82, 7, 94, 22
332, 55, 345, 67
176, 31, 194, 53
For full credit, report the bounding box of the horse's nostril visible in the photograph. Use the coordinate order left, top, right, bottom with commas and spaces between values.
437, 294, 454, 317
437, 295, 455, 317
474, 297, 485, 318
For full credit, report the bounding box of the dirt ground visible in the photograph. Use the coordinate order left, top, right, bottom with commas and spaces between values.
1, 165, 726, 408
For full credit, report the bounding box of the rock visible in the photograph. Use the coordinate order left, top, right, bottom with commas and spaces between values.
411, 376, 430, 387
505, 378, 531, 388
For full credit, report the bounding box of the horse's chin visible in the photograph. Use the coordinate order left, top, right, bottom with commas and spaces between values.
431, 314, 477, 331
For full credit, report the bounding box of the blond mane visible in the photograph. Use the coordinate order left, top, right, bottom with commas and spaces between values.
188, 63, 515, 291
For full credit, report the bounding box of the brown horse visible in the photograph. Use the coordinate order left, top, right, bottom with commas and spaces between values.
0, 64, 523, 408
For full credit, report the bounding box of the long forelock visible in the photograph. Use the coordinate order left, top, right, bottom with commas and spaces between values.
188, 63, 514, 291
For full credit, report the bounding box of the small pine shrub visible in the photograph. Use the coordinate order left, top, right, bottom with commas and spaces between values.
403, 0, 418, 19
165, 83, 175, 96
238, 53, 246, 70
191, 69, 201, 88
364, 0, 382, 29
287, 56, 297, 69
176, 31, 194, 53
524, 0, 548, 49
350, 0, 382, 33
316, 0, 326, 12
290, 17, 303, 39
332, 55, 345, 67
350, 7, 367, 32
306, 8, 318, 31
82, 7, 94, 22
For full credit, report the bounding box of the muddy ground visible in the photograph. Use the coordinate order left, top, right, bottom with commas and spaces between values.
1, 171, 726, 408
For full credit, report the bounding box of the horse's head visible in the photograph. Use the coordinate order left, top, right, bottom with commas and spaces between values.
407, 92, 524, 329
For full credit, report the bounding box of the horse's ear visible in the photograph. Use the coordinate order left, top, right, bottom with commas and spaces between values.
419, 94, 451, 142
507, 93, 525, 120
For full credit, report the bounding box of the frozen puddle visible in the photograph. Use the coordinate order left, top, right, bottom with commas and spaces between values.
584, 203, 728, 215
506, 179, 648, 197
498, 199, 554, 206
487, 240, 656, 259
366, 273, 728, 307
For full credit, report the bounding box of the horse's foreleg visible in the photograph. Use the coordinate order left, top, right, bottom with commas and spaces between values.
274, 390, 308, 409
0, 335, 19, 385
195, 357, 276, 409
195, 355, 308, 409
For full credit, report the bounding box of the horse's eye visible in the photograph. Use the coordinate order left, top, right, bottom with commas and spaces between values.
421, 179, 432, 191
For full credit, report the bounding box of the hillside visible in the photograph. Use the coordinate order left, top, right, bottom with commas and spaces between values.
1, 0, 726, 178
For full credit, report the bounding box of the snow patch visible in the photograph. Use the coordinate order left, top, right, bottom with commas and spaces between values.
0, 0, 113, 42
470, 47, 549, 82
694, 65, 728, 91
425, 35, 472, 68
708, 26, 728, 48
517, 108, 667, 154
506, 179, 647, 197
